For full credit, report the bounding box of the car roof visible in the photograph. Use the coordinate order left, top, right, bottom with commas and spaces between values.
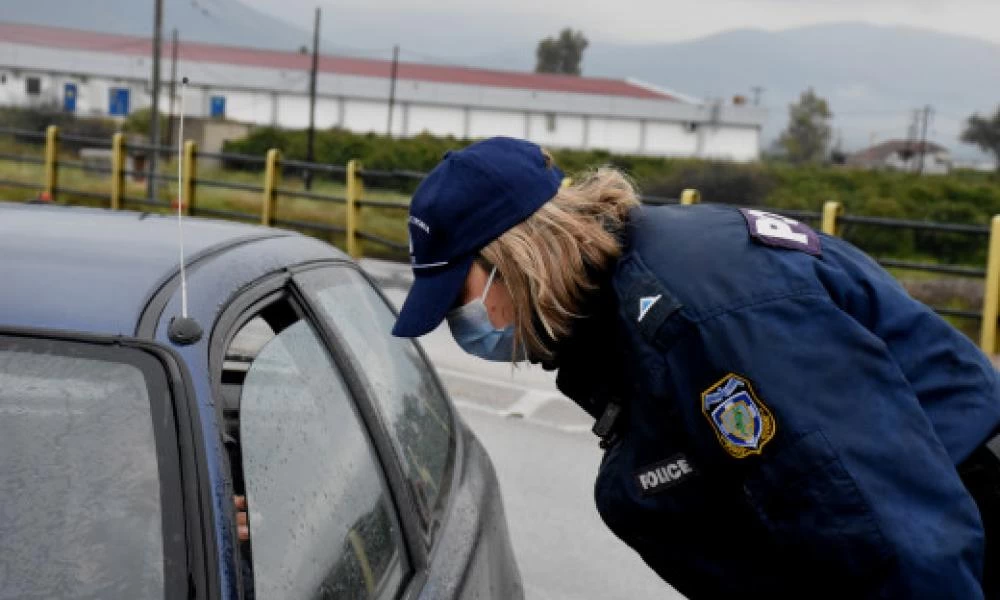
0, 202, 344, 335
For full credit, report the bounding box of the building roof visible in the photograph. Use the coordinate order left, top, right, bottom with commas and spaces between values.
0, 202, 290, 334
849, 139, 950, 165
0, 21, 674, 101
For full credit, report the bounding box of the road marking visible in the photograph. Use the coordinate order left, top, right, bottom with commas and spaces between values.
436, 366, 544, 394
453, 398, 592, 435
506, 390, 555, 419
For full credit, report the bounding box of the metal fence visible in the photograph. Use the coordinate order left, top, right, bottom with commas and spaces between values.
1, 124, 999, 353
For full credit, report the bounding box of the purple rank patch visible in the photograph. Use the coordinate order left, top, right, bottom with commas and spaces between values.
739, 208, 822, 257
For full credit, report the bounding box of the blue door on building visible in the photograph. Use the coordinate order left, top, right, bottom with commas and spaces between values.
108, 87, 130, 116
210, 95, 226, 119
63, 83, 77, 113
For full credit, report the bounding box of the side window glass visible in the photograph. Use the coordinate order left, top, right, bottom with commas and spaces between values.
295, 267, 456, 532
225, 302, 407, 600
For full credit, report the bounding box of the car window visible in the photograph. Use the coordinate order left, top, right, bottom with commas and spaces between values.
295, 267, 456, 532
0, 338, 169, 600
231, 308, 407, 600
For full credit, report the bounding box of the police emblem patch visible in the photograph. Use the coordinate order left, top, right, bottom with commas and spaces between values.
701, 373, 776, 458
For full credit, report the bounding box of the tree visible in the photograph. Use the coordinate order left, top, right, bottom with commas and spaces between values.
535, 29, 589, 76
961, 107, 1000, 173
779, 88, 832, 165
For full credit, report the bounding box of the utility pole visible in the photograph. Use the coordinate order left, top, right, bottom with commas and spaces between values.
149, 0, 164, 201
305, 7, 320, 190
751, 86, 764, 107
916, 104, 933, 176
905, 109, 921, 173
165, 28, 179, 148
386, 45, 399, 137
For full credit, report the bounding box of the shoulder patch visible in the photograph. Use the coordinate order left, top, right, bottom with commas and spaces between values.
633, 454, 697, 496
637, 295, 661, 322
739, 208, 821, 257
701, 373, 776, 458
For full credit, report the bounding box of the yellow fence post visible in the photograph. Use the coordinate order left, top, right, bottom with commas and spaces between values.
110, 132, 125, 210
345, 159, 364, 259
261, 148, 280, 226
680, 188, 701, 205
979, 215, 1000, 354
822, 201, 844, 236
182, 141, 197, 216
44, 125, 59, 202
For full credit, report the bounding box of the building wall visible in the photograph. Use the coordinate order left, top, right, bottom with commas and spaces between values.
342, 99, 406, 136
587, 117, 642, 153
226, 90, 275, 126
698, 125, 760, 162
0, 40, 763, 160
644, 121, 699, 157
468, 109, 524, 139
526, 113, 586, 148
407, 104, 465, 137
884, 151, 952, 175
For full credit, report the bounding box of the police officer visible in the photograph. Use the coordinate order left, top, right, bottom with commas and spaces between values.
391, 137, 1000, 598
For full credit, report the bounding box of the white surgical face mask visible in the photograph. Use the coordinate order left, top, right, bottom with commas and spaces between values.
446, 267, 516, 362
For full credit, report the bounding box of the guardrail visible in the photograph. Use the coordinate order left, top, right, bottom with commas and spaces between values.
0, 125, 998, 351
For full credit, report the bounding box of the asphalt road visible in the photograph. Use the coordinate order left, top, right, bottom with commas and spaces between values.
362, 259, 681, 600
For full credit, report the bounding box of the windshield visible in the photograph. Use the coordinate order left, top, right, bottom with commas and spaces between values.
0, 336, 171, 600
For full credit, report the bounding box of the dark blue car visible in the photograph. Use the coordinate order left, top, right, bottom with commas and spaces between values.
0, 202, 522, 600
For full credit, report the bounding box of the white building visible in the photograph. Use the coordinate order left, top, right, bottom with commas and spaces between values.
0, 22, 766, 161
848, 140, 953, 175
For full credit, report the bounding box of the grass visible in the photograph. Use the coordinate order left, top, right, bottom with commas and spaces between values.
0, 138, 412, 260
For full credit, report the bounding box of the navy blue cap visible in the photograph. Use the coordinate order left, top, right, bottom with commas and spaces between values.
392, 137, 563, 337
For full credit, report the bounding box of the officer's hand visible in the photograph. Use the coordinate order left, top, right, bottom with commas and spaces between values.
234, 495, 250, 542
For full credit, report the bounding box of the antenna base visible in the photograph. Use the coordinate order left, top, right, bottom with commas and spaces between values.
168, 316, 203, 345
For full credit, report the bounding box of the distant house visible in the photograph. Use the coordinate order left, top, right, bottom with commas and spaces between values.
848, 140, 953, 175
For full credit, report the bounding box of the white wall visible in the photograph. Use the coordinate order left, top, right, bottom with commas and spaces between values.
468, 109, 524, 139
644, 121, 699, 156
277, 95, 310, 129
310, 97, 341, 129
225, 90, 275, 125
407, 104, 464, 137
699, 125, 759, 162
0, 56, 762, 160
527, 113, 585, 148
343, 99, 405, 135
587, 117, 641, 153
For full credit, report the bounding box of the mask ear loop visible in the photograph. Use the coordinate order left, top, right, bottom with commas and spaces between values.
481, 266, 498, 301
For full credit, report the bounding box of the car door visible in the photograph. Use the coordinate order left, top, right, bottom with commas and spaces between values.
210, 280, 413, 600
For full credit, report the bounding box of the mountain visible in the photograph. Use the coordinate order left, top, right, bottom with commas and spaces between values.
1, 2, 997, 162
585, 23, 1000, 162
0, 0, 312, 52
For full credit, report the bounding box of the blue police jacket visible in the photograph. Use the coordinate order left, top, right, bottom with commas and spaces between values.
554, 203, 1000, 598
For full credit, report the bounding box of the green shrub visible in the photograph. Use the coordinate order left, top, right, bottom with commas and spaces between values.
221, 126, 1000, 266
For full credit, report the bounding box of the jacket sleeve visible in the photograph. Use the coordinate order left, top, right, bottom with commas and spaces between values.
665, 292, 986, 598
819, 239, 1000, 463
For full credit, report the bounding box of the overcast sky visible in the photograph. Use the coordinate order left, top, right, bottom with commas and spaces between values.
245, 0, 1000, 47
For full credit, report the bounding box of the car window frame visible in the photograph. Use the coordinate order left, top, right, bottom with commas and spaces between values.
207, 265, 425, 597
288, 262, 461, 555
0, 327, 205, 600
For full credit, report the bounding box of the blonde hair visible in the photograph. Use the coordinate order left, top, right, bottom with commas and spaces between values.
480, 163, 640, 361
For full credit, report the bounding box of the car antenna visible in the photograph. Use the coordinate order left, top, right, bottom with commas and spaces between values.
168, 76, 203, 345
